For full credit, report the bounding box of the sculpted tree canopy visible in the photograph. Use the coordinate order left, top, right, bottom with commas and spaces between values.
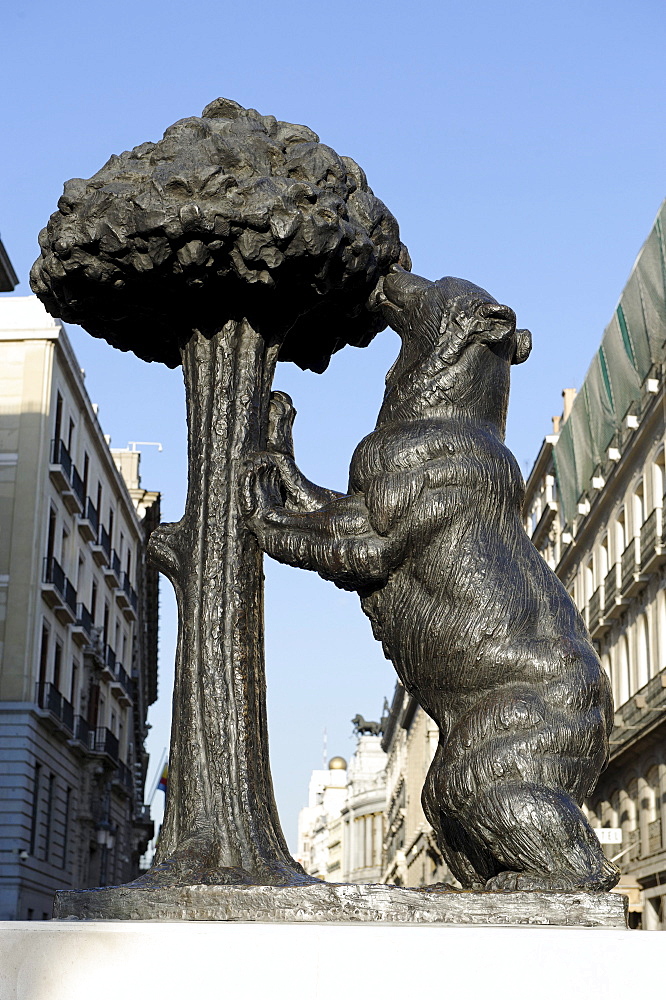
31, 97, 408, 373
32, 99, 409, 899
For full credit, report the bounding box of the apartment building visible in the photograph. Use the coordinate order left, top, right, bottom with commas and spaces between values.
380, 683, 447, 887
0, 294, 160, 919
524, 202, 666, 929
297, 728, 388, 883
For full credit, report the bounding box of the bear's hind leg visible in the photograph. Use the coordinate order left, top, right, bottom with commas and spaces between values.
471, 781, 620, 892
423, 742, 499, 888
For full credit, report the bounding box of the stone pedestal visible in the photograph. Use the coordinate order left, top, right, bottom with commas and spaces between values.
53, 881, 627, 927
0, 919, 660, 1000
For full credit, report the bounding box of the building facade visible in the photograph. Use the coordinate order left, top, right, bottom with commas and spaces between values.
296, 756, 348, 880
524, 202, 666, 929
380, 683, 449, 887
297, 728, 389, 883
0, 295, 160, 919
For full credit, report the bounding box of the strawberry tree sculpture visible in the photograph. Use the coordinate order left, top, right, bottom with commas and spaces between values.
32, 98, 408, 893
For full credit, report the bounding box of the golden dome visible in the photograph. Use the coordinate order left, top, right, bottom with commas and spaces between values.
328, 756, 347, 770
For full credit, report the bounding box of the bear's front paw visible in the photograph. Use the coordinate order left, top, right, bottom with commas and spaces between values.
241, 455, 285, 516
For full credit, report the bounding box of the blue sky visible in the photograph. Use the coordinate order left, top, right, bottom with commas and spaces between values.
2, 0, 665, 851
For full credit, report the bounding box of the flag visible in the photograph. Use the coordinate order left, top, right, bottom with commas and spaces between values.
157, 763, 168, 794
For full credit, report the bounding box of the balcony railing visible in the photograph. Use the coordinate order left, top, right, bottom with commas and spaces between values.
116, 663, 132, 692
73, 715, 92, 746
42, 556, 77, 616
111, 549, 121, 577
76, 602, 93, 637
90, 727, 119, 762
639, 507, 666, 573
50, 439, 85, 512
105, 645, 116, 671
98, 525, 111, 559
105, 548, 122, 586
70, 465, 85, 508
35, 682, 74, 732
588, 586, 602, 630
51, 437, 72, 479
603, 565, 617, 617
116, 760, 133, 791
648, 817, 662, 855
621, 538, 639, 593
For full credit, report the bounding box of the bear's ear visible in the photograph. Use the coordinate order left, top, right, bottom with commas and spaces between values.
472, 301, 516, 343
512, 328, 532, 365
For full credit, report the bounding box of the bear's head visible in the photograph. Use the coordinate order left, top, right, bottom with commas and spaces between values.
374, 266, 531, 434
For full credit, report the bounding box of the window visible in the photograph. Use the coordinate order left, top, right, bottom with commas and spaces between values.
654, 449, 665, 509
598, 536, 609, 584
38, 622, 50, 697
584, 558, 594, 604
46, 507, 56, 564
29, 762, 41, 855
615, 509, 626, 560
632, 481, 645, 536
67, 417, 75, 452
636, 613, 650, 690
62, 787, 72, 871
613, 634, 630, 707
43, 773, 55, 862
54, 391, 63, 444
70, 659, 79, 707
52, 641, 62, 692
91, 579, 98, 621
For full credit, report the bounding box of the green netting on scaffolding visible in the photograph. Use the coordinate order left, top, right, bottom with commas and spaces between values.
584, 351, 617, 459
619, 271, 652, 379
553, 417, 579, 527
549, 201, 666, 527
569, 389, 595, 494
600, 313, 642, 422
635, 214, 666, 363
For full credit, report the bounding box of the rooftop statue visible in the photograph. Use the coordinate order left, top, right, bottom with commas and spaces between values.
32, 99, 621, 921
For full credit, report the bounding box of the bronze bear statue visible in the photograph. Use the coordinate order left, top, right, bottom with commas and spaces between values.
244, 266, 620, 892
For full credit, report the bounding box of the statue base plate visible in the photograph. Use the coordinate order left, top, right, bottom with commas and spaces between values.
54, 881, 627, 927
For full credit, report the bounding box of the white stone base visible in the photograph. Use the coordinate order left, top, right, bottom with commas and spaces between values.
0, 921, 662, 1000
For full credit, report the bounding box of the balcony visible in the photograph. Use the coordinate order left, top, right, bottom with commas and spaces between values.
603, 566, 621, 619
35, 682, 74, 734
588, 585, 609, 639
101, 644, 116, 683
113, 760, 134, 796
104, 548, 121, 588
621, 537, 647, 598
68, 714, 94, 755
89, 727, 120, 763
640, 507, 666, 574
110, 661, 133, 707
77, 497, 99, 543
49, 437, 71, 491
50, 439, 84, 514
116, 571, 138, 620
91, 524, 111, 567
42, 556, 77, 624
71, 601, 94, 647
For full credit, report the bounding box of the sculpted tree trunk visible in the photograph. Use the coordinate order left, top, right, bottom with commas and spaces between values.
147, 323, 300, 881
31, 97, 408, 902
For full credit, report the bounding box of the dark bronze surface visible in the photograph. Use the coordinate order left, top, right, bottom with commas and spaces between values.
246, 270, 620, 893
32, 99, 406, 900
34, 99, 618, 918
